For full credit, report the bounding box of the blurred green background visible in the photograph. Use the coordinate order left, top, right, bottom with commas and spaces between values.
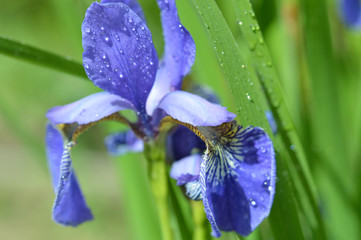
0, 0, 360, 239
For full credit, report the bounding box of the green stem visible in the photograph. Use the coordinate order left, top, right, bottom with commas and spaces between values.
0, 36, 88, 79
191, 201, 207, 240
144, 140, 173, 240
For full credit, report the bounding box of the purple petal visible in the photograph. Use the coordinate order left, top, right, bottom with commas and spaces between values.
167, 125, 205, 161
46, 124, 93, 226
47, 92, 134, 125
146, 0, 196, 115
104, 130, 144, 155
158, 90, 236, 126
200, 124, 276, 236
341, 0, 361, 27
82, 2, 158, 111
170, 154, 202, 185
101, 0, 146, 22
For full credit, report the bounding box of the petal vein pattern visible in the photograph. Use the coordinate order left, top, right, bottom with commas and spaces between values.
82, 2, 158, 111
198, 121, 276, 237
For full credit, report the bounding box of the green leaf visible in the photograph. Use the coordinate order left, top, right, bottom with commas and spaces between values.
0, 36, 87, 79
114, 153, 162, 240
187, 0, 326, 239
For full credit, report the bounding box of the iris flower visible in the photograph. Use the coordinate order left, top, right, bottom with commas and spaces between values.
341, 0, 361, 27
45, 0, 276, 237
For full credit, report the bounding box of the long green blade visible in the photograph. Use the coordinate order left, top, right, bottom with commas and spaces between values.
0, 36, 87, 79
188, 0, 326, 238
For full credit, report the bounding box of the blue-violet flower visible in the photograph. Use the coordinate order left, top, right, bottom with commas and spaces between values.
45, 0, 276, 237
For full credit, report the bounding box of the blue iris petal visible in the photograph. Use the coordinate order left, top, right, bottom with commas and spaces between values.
341, 0, 361, 27
101, 0, 147, 22
46, 124, 93, 226
199, 121, 276, 237
104, 130, 144, 155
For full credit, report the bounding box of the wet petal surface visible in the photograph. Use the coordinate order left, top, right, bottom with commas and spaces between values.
101, 0, 146, 22
82, 2, 158, 111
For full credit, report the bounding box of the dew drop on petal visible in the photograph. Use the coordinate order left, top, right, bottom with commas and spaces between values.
250, 199, 257, 207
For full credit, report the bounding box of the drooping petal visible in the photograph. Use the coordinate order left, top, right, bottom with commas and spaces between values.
45, 124, 93, 226
341, 0, 361, 27
101, 0, 146, 22
146, 0, 196, 115
158, 90, 236, 126
82, 2, 158, 111
104, 129, 144, 155
170, 154, 202, 185
167, 125, 205, 161
47, 92, 134, 125
199, 121, 276, 237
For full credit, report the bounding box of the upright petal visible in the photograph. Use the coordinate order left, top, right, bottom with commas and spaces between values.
82, 2, 159, 111
47, 92, 134, 125
46, 124, 93, 226
158, 90, 236, 126
104, 129, 144, 155
101, 0, 146, 22
146, 0, 196, 115
199, 122, 276, 237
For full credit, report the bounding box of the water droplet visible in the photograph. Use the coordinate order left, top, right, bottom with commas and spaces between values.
100, 26, 105, 31
250, 24, 256, 32
260, 146, 267, 154
241, 64, 246, 68
246, 93, 252, 101
238, 21, 243, 26
250, 199, 257, 207
290, 145, 296, 151
133, 62, 137, 67
221, 51, 224, 55
128, 17, 133, 23
149, 61, 154, 65
119, 73, 124, 78
249, 10, 256, 18
85, 27, 91, 33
